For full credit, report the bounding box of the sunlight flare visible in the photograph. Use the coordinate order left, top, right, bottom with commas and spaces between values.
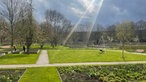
63, 0, 104, 45
85, 0, 104, 45
62, 0, 96, 45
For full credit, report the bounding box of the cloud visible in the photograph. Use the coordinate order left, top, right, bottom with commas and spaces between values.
112, 5, 125, 15
33, 0, 146, 26
96, 0, 146, 26
33, 0, 102, 23
77, 0, 95, 13
70, 7, 84, 17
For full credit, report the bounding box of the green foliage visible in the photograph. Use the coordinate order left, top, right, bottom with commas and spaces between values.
58, 64, 146, 82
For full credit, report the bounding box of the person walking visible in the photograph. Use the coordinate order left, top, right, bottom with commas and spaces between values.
13, 45, 16, 51
23, 45, 26, 52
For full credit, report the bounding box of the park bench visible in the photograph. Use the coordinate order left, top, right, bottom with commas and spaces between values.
135, 49, 144, 53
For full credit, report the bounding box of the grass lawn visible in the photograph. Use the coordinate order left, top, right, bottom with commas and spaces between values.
19, 67, 61, 82
48, 49, 146, 63
0, 54, 39, 64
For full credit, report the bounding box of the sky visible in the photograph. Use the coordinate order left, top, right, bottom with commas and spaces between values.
33, 0, 146, 27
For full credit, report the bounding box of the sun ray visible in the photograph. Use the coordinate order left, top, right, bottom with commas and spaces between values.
63, 0, 96, 45
85, 0, 104, 45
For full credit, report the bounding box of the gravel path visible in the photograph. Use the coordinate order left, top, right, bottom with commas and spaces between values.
36, 50, 49, 65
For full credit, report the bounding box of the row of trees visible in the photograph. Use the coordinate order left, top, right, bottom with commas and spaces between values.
105, 20, 146, 43
39, 10, 72, 48
92, 20, 146, 58
0, 0, 72, 51
104, 20, 146, 58
0, 0, 146, 56
0, 0, 35, 53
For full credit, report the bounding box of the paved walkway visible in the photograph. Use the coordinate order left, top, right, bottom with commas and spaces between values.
36, 50, 49, 65
1, 61, 146, 68
128, 52, 146, 55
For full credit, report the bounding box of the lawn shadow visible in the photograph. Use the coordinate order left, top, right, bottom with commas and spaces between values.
96, 52, 105, 56
97, 49, 106, 55
122, 57, 126, 62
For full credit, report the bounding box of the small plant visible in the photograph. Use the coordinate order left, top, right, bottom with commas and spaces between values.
0, 69, 25, 82
58, 64, 146, 82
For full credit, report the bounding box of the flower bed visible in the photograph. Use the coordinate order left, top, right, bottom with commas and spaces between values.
23, 49, 40, 54
1, 49, 12, 54
58, 64, 146, 82
11, 51, 21, 54
0, 51, 9, 54
0, 69, 25, 82
0, 52, 5, 57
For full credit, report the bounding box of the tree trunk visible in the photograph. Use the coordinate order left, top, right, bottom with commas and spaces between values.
11, 35, 14, 46
10, 22, 14, 46
26, 45, 30, 54
0, 38, 2, 45
122, 42, 125, 58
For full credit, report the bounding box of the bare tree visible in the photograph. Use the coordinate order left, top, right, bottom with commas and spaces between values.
39, 21, 53, 45
116, 21, 134, 58
13, 0, 36, 53
14, 1, 31, 45
0, 0, 25, 46
45, 9, 71, 48
0, 17, 8, 44
135, 20, 146, 42
24, 0, 33, 53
